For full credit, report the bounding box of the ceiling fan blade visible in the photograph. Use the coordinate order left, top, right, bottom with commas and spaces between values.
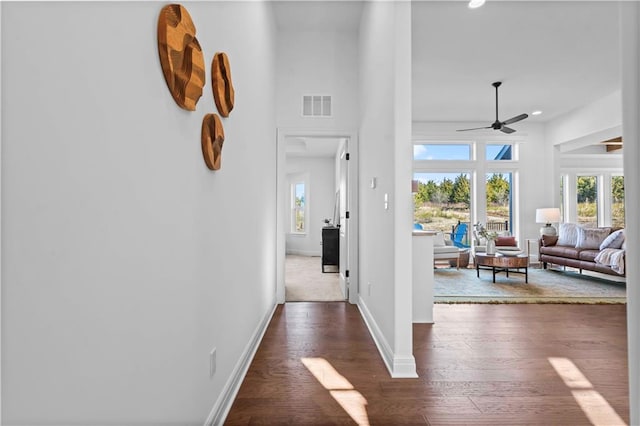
500, 126, 516, 134
502, 113, 528, 125
456, 126, 492, 132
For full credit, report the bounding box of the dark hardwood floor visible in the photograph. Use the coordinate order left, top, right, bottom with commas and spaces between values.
225, 302, 629, 425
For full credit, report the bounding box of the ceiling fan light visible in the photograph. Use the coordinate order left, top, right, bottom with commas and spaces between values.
468, 0, 486, 9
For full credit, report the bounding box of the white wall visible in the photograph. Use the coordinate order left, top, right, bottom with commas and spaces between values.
285, 157, 335, 256
1, 2, 276, 424
546, 87, 624, 227
358, 0, 416, 378
276, 29, 358, 130
546, 90, 622, 151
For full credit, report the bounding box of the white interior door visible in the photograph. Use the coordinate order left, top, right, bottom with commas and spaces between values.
338, 140, 349, 299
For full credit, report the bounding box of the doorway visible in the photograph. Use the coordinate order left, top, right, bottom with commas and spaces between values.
276, 129, 358, 304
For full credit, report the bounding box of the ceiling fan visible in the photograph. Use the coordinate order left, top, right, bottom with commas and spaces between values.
457, 81, 528, 134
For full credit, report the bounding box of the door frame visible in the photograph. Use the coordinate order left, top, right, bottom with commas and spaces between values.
276, 128, 359, 304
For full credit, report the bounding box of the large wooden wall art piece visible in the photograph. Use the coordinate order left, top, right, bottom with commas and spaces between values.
211, 52, 235, 117
158, 4, 205, 111
201, 114, 225, 170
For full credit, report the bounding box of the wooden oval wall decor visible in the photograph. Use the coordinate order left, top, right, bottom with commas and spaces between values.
211, 52, 235, 117
201, 114, 225, 170
157, 4, 205, 111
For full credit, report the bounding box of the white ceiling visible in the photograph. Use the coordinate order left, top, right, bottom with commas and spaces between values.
285, 137, 342, 158
273, 1, 363, 32
273, 1, 621, 128
412, 1, 620, 124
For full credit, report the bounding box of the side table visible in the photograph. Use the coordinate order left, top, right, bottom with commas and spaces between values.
526, 238, 540, 268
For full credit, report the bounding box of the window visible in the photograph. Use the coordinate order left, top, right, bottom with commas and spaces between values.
577, 176, 598, 227
486, 143, 513, 160
611, 175, 625, 228
413, 172, 471, 241
413, 144, 471, 160
413, 140, 519, 241
559, 172, 623, 227
292, 182, 306, 233
485, 172, 512, 232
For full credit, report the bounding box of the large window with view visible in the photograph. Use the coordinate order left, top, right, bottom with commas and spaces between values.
559, 172, 623, 227
485, 172, 512, 232
577, 176, 598, 227
413, 172, 471, 243
413, 140, 519, 244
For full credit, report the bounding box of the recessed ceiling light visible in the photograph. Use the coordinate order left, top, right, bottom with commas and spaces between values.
468, 0, 486, 9
532, 110, 542, 116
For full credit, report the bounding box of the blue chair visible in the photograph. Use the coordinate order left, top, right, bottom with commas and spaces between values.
413, 223, 423, 230
450, 223, 470, 248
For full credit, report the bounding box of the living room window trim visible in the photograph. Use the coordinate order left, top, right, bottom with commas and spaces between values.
413, 139, 520, 239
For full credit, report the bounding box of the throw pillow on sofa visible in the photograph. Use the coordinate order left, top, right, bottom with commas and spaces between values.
557, 223, 581, 246
600, 228, 625, 250
575, 227, 611, 250
541, 235, 558, 246
433, 232, 446, 247
495, 236, 517, 246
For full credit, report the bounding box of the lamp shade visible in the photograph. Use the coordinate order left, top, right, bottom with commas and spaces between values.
536, 207, 561, 224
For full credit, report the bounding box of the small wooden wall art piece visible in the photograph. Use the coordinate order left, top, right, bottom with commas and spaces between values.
157, 4, 205, 111
211, 52, 235, 117
201, 114, 225, 170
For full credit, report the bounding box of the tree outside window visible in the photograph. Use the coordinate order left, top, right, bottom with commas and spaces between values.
611, 175, 625, 228
577, 176, 598, 227
413, 172, 470, 238
486, 172, 512, 232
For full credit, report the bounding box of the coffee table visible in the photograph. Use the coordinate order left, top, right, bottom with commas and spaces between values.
475, 253, 529, 283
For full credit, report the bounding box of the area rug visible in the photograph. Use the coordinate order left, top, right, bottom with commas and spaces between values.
285, 255, 345, 302
435, 267, 626, 304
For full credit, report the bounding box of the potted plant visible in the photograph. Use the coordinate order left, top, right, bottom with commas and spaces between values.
476, 222, 498, 254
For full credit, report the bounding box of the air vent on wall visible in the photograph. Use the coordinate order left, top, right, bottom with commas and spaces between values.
302, 95, 332, 117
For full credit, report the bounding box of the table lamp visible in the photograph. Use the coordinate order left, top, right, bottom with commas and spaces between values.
536, 207, 561, 236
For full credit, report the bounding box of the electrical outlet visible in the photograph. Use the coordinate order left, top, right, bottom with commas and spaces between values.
210, 348, 217, 378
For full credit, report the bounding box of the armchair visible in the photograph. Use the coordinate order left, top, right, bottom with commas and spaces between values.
472, 223, 521, 254
433, 232, 466, 269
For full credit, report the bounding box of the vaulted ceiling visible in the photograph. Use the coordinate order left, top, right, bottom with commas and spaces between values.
273, 1, 621, 135
411, 1, 620, 124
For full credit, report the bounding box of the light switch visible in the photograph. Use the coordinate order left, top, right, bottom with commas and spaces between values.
384, 193, 389, 210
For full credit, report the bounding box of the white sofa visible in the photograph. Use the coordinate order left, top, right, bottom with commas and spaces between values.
433, 232, 466, 269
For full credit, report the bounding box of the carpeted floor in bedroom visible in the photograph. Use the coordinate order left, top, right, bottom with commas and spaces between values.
285, 255, 345, 302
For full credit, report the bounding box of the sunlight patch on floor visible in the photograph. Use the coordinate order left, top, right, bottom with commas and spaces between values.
301, 357, 370, 426
548, 357, 626, 426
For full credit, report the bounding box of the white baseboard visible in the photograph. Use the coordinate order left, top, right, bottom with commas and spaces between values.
357, 298, 418, 378
285, 249, 321, 257
205, 303, 278, 426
